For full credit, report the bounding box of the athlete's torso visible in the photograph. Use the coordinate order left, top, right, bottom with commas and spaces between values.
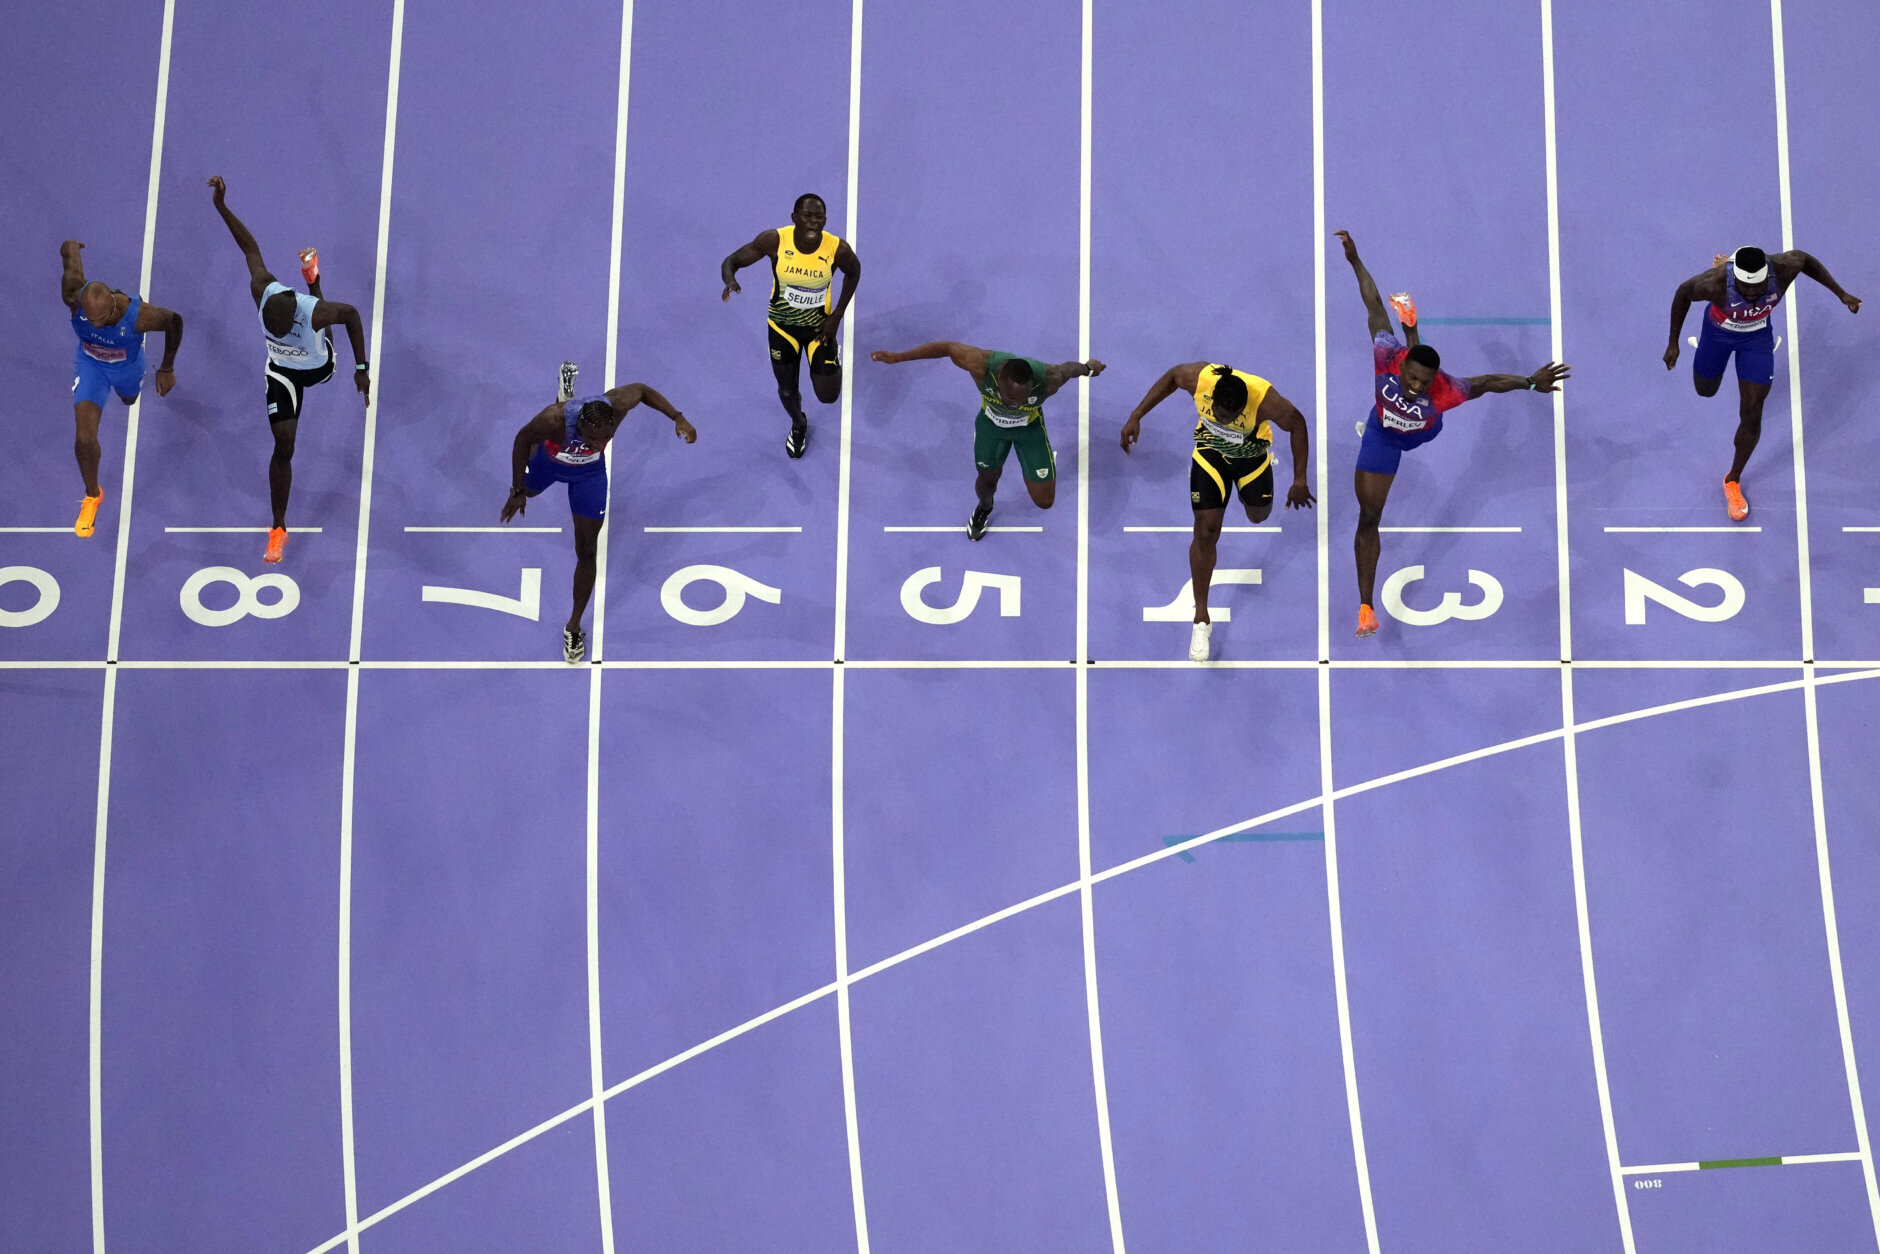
72, 292, 144, 363
260, 281, 331, 369
544, 397, 610, 466
769, 227, 842, 329
1706, 269, 1783, 333
1192, 365, 1274, 458
978, 353, 1050, 428
1371, 333, 1473, 434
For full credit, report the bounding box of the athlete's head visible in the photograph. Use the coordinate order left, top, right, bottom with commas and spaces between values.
1400, 343, 1442, 398
995, 355, 1037, 405
575, 398, 619, 445
1208, 365, 1248, 420
792, 193, 827, 235
261, 289, 298, 337
1731, 246, 1771, 297
78, 281, 116, 326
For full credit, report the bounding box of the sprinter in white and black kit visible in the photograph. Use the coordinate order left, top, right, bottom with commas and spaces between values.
209, 175, 370, 563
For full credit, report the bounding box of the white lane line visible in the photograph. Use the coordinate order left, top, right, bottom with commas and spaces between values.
1601, 525, 1761, 533
0, 527, 77, 533
163, 526, 325, 533
290, 663, 1880, 1254
1379, 525, 1522, 533
334, 4, 406, 1250
834, 2, 871, 1247
403, 525, 561, 533
1786, 1151, 1869, 1166
1771, 0, 1880, 1233
90, 6, 176, 1249
1843, 527, 1880, 533
882, 525, 1043, 533
1622, 1151, 1864, 1174
1311, 3, 1378, 1250
1122, 525, 1279, 533
1076, 1, 1124, 1247
1542, 1, 1634, 1247
641, 525, 801, 533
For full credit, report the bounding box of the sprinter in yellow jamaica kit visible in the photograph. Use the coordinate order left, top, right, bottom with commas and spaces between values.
720, 193, 861, 459
1121, 362, 1313, 661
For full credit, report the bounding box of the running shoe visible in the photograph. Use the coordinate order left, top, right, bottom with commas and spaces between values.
264, 526, 288, 563
1188, 620, 1212, 662
298, 247, 320, 285
563, 627, 586, 664
967, 503, 992, 541
1723, 479, 1750, 522
1387, 291, 1417, 327
74, 489, 104, 538
1355, 604, 1379, 637
558, 360, 578, 402
785, 423, 808, 459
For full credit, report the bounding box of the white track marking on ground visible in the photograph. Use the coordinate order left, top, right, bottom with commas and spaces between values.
1601, 526, 1761, 533
832, 2, 871, 1247
1771, 0, 1880, 1234
1076, 2, 1125, 1247
163, 526, 325, 532
1378, 526, 1522, 533
291, 665, 1880, 1254
1541, 1, 1635, 1246
1622, 1151, 1863, 1174
1311, 5, 1379, 1249
1122, 525, 1279, 533
881, 525, 1044, 532
580, 2, 636, 1249
333, 5, 406, 1250
1843, 527, 1880, 533
641, 525, 801, 532
0, 526, 87, 532
89, 7, 176, 1249
402, 525, 561, 532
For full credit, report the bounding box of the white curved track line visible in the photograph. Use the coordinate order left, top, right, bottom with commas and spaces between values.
297, 665, 1880, 1253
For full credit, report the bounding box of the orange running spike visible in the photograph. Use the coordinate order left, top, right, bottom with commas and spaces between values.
1387, 291, 1418, 328
1356, 604, 1379, 637
298, 247, 320, 285
264, 526, 288, 563
1723, 479, 1750, 522
74, 489, 104, 538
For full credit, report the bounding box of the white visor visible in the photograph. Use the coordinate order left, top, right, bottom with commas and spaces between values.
1732, 256, 1769, 285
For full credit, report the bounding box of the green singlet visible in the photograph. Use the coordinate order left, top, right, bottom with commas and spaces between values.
973, 352, 1056, 484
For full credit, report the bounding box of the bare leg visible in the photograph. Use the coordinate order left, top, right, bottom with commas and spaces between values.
1725, 379, 1772, 483
74, 402, 103, 496
268, 417, 298, 529
1190, 507, 1225, 623
1023, 478, 1055, 509
1354, 468, 1396, 606
568, 514, 603, 635
975, 466, 1001, 511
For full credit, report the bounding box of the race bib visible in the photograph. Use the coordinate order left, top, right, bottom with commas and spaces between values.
1199, 416, 1251, 444
82, 342, 129, 363
781, 284, 828, 310
984, 407, 1033, 429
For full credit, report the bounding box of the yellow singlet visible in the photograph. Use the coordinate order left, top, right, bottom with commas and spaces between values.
1192, 364, 1274, 464
768, 226, 842, 333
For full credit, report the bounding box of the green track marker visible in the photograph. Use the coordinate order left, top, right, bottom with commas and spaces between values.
1163, 832, 1324, 864
1698, 1157, 1783, 1170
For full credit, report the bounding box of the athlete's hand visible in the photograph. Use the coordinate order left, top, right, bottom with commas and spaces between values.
673, 415, 697, 443
154, 367, 175, 397
1528, 362, 1571, 392
1084, 360, 1106, 377
500, 489, 527, 523
1842, 292, 1862, 314
1119, 416, 1142, 453
870, 350, 901, 365
720, 277, 740, 301
207, 175, 226, 204
818, 312, 842, 343
1286, 479, 1317, 510
1663, 340, 1680, 370
1334, 229, 1360, 261
354, 368, 371, 402
61, 239, 85, 258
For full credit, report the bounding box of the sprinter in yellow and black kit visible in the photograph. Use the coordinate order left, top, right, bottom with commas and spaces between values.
720, 194, 861, 458
1121, 362, 1314, 662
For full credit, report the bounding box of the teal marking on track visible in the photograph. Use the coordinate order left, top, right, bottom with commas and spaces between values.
1164, 832, 1325, 863
1418, 316, 1551, 326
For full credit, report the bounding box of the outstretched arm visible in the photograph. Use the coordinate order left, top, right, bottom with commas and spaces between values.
1119, 362, 1203, 454
720, 229, 779, 300
1334, 230, 1393, 338
1664, 269, 1720, 368
1259, 388, 1315, 510
1776, 250, 1861, 313
1465, 361, 1570, 395
606, 382, 697, 442
134, 302, 185, 395
60, 240, 87, 309
869, 340, 990, 379
207, 176, 276, 305
820, 241, 862, 340
311, 301, 370, 401
501, 405, 562, 521
1042, 357, 1105, 399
